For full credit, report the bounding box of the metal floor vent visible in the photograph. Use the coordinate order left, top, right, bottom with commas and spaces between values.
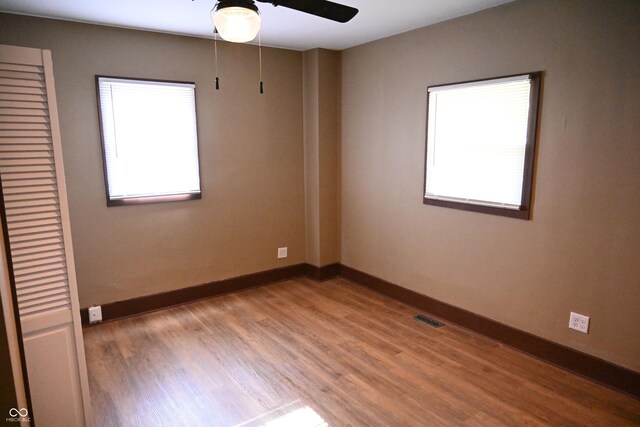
413, 314, 445, 328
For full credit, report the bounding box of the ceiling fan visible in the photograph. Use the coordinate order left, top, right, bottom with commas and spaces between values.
211, 0, 359, 43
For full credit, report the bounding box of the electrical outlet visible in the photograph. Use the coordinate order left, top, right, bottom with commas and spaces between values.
88, 305, 103, 324
569, 312, 589, 333
277, 247, 288, 259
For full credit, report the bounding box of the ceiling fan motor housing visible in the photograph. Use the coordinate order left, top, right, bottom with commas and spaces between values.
215, 0, 259, 13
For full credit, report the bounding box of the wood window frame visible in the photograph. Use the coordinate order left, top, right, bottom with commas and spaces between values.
423, 71, 542, 220
95, 75, 202, 207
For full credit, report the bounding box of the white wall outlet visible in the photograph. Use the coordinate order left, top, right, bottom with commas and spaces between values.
88, 305, 103, 324
277, 247, 288, 259
569, 312, 589, 333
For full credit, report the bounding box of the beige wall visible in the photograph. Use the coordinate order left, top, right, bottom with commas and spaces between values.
0, 14, 306, 306
341, 0, 640, 371
303, 49, 341, 267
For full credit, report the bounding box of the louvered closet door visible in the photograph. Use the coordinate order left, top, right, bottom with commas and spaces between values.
0, 44, 92, 427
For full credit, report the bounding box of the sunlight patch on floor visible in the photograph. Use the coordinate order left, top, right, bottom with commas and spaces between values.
264, 406, 328, 427
233, 400, 328, 427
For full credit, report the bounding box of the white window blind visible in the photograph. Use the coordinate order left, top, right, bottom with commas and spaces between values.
97, 77, 201, 203
425, 74, 534, 210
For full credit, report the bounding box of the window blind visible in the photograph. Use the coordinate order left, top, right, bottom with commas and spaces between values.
425, 74, 533, 210
97, 77, 201, 202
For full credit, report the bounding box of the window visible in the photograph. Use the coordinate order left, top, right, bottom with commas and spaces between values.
96, 76, 201, 206
424, 72, 541, 219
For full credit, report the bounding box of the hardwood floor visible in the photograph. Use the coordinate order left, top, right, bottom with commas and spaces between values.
83, 278, 640, 426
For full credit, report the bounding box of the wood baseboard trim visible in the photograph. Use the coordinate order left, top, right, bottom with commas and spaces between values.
80, 263, 307, 326
80, 261, 639, 399
304, 263, 341, 281
338, 264, 640, 399
81, 262, 343, 325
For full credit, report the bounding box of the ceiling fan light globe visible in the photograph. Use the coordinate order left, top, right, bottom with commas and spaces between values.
212, 6, 261, 43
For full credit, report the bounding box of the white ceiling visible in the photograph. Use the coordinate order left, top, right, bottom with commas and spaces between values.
0, 0, 515, 51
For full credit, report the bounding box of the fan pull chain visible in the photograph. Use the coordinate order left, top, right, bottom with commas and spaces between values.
259, 30, 264, 94
214, 28, 220, 90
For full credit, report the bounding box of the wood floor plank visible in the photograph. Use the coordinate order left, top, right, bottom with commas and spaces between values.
83, 278, 640, 426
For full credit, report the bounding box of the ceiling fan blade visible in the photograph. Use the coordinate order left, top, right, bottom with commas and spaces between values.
256, 0, 359, 23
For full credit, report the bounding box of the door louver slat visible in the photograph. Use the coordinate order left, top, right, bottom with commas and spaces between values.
11, 243, 64, 258
13, 252, 65, 266
4, 186, 58, 196
0, 138, 51, 147
16, 280, 67, 296
3, 179, 57, 189
0, 114, 48, 122
19, 300, 70, 316
14, 274, 67, 291
6, 205, 59, 216
18, 287, 68, 302
0, 85, 46, 95
0, 70, 44, 81
0, 78, 45, 88
2, 166, 56, 175
0, 101, 48, 109
13, 260, 66, 277
19, 291, 70, 308
0, 93, 47, 103
4, 210, 60, 222
0, 62, 71, 317
10, 237, 64, 251
0, 63, 42, 73
0, 123, 51, 130
7, 222, 59, 235
5, 191, 58, 203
